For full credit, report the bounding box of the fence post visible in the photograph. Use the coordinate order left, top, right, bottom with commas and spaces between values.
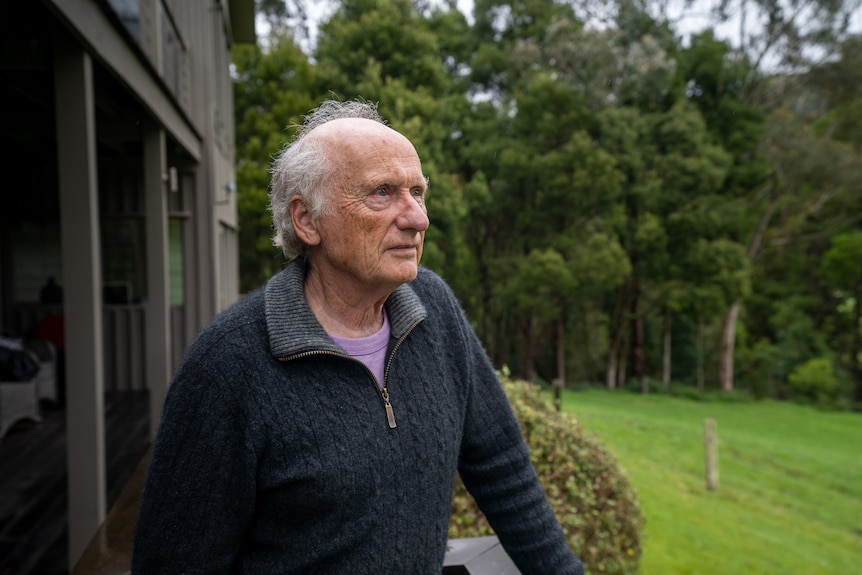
705, 417, 719, 491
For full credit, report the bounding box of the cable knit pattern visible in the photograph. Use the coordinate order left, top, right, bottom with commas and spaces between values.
132, 258, 584, 575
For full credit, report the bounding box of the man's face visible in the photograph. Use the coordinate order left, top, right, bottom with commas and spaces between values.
309, 119, 430, 296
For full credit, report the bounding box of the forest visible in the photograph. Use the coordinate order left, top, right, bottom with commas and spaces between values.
233, 0, 862, 409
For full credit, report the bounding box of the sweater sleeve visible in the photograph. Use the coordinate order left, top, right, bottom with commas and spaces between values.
131, 337, 261, 574
453, 311, 584, 575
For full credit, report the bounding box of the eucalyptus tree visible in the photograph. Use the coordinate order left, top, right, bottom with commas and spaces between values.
232, 32, 319, 292
470, 0, 582, 97
556, 15, 736, 391
673, 2, 862, 393
708, 0, 862, 95
822, 231, 862, 403
672, 30, 770, 391
313, 0, 474, 291
453, 37, 632, 381
500, 81, 630, 384
588, 105, 660, 389
315, 0, 450, 97
462, 0, 744, 391
725, 107, 862, 394
255, 0, 313, 44
464, 78, 600, 378
538, 6, 741, 394
649, 100, 748, 391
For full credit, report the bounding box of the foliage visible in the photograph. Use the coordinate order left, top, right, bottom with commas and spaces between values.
787, 357, 839, 405
710, 0, 862, 83
820, 230, 862, 402
822, 231, 862, 291
315, 0, 449, 97
232, 33, 318, 292
233, 0, 862, 408
449, 375, 643, 574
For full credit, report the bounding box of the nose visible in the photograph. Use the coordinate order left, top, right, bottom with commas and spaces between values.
395, 191, 429, 232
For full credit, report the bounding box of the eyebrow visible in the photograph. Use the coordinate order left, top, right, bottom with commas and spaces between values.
371, 177, 428, 191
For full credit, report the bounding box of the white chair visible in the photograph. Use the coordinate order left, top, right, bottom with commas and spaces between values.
0, 336, 44, 439
0, 378, 41, 439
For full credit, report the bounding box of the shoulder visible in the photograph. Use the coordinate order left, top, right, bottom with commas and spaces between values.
164, 287, 272, 412
205, 288, 265, 336
183, 287, 267, 364
412, 266, 456, 300
409, 267, 470, 326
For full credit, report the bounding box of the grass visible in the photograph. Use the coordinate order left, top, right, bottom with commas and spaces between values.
558, 388, 862, 575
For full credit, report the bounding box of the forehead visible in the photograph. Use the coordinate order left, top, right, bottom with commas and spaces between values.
308, 117, 402, 144
310, 119, 423, 179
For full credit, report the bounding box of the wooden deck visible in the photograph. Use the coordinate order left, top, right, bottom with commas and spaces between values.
0, 391, 151, 575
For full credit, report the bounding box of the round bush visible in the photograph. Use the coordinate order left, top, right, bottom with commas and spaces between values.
787, 357, 838, 404
449, 375, 643, 574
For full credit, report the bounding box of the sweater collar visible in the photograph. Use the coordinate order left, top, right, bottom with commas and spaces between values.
264, 257, 427, 359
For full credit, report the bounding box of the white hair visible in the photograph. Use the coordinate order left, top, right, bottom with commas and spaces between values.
269, 100, 386, 260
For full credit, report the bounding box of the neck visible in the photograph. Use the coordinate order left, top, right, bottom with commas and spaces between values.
304, 265, 388, 338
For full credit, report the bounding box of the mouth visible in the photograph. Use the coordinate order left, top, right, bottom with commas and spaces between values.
388, 244, 417, 252
386, 244, 420, 256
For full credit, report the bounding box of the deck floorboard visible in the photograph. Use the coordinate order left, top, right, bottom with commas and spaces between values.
0, 392, 150, 575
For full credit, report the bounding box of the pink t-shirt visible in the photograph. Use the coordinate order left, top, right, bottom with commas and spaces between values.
329, 311, 391, 388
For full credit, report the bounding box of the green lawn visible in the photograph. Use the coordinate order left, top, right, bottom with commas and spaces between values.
559, 389, 862, 575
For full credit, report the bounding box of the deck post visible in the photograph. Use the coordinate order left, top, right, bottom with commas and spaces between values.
144, 120, 171, 440
54, 32, 106, 569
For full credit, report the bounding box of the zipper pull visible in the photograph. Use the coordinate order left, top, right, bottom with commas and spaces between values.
381, 388, 397, 429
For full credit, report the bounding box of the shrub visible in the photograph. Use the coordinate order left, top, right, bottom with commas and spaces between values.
787, 357, 838, 405
449, 375, 643, 574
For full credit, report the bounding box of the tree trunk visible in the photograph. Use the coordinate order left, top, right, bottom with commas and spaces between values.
662, 309, 671, 392
582, 303, 596, 381
716, 182, 779, 392
629, 274, 646, 385
618, 345, 628, 390
718, 302, 741, 392
606, 345, 618, 390
522, 314, 539, 382
697, 317, 705, 391
554, 316, 566, 411
853, 289, 862, 403
606, 285, 628, 390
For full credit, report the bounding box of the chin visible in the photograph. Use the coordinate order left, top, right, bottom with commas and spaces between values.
388, 263, 419, 285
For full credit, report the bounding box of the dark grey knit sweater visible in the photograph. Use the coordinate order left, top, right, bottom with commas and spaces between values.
132, 259, 584, 574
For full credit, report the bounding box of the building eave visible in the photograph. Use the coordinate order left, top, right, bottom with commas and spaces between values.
228, 0, 256, 45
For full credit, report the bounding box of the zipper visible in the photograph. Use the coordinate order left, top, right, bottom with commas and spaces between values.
282, 350, 394, 426
379, 318, 424, 428
381, 387, 396, 428
279, 317, 423, 430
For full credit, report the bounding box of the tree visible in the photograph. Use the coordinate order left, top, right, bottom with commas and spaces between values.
313, 0, 474, 291
718, 107, 862, 391
666, 4, 862, 395
233, 33, 319, 292
315, 0, 449, 97
821, 231, 862, 402
457, 70, 629, 382
230, 0, 862, 405
500, 249, 577, 386
708, 0, 862, 92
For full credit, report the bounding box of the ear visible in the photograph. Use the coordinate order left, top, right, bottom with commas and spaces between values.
290, 196, 321, 247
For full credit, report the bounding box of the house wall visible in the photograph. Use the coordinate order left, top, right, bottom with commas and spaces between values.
0, 0, 253, 568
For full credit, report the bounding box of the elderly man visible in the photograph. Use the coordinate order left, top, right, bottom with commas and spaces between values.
132, 100, 584, 574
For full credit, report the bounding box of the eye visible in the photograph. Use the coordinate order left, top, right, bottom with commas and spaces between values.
374, 187, 389, 196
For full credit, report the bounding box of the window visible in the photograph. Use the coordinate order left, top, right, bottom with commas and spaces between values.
107, 0, 141, 41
